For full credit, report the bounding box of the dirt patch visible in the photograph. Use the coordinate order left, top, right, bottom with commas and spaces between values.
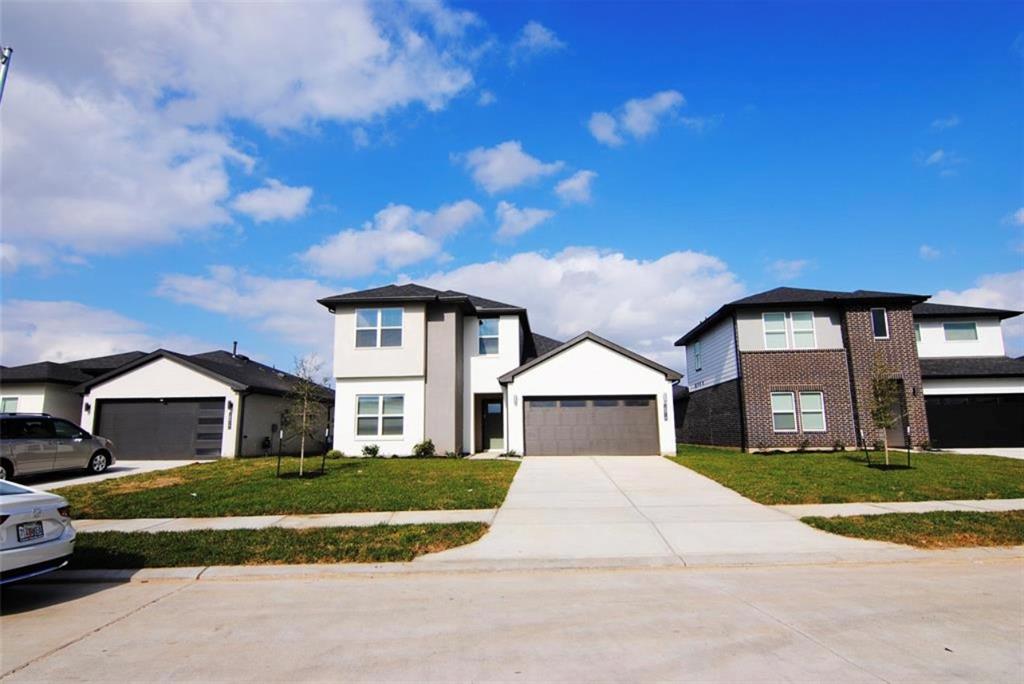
103, 474, 187, 495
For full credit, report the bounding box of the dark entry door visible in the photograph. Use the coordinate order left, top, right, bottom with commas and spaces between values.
524, 396, 659, 456
925, 394, 1024, 448
95, 399, 225, 460
481, 400, 504, 451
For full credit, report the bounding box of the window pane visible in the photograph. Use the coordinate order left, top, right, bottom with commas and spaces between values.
871, 309, 888, 337
771, 393, 794, 412
560, 399, 586, 407
799, 392, 823, 412
357, 396, 379, 416
623, 399, 650, 407
0, 397, 17, 412
357, 417, 378, 436
772, 413, 796, 431
382, 395, 404, 415
802, 412, 825, 432
530, 400, 556, 408
356, 309, 378, 328
380, 329, 402, 347
593, 399, 620, 407
479, 337, 499, 355
23, 419, 55, 438
381, 417, 403, 435
793, 331, 815, 349
915, 324, 921, 342
380, 308, 403, 328
944, 322, 977, 341
53, 420, 82, 438
791, 312, 813, 331
356, 329, 378, 347
763, 312, 786, 332
765, 331, 788, 350
479, 318, 499, 336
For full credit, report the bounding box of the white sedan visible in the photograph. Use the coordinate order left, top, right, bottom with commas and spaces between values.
0, 480, 76, 584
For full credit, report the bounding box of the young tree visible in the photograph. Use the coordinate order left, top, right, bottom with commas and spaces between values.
282, 355, 329, 477
868, 353, 902, 467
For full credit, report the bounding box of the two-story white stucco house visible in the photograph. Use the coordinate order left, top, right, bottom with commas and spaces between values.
318, 284, 681, 456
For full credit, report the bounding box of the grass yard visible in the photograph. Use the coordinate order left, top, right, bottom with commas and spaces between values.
67, 523, 488, 568
58, 456, 519, 519
671, 445, 1024, 505
803, 511, 1024, 549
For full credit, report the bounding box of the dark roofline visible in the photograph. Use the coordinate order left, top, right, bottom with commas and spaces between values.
918, 356, 1024, 379
912, 302, 1022, 320
498, 331, 682, 384
73, 349, 250, 394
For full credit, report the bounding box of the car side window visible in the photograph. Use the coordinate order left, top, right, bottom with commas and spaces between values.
0, 419, 25, 439
21, 419, 56, 438
52, 420, 85, 439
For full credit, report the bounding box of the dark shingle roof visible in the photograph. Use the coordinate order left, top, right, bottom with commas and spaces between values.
919, 356, 1024, 379
530, 333, 563, 357
912, 302, 1022, 320
0, 361, 92, 386
63, 351, 147, 373
676, 287, 929, 346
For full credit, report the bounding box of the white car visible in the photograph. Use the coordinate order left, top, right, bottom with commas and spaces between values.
0, 480, 76, 584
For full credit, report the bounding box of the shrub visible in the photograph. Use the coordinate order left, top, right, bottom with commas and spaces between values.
325, 449, 344, 459
500, 449, 520, 458
413, 439, 436, 458
443, 451, 461, 459
361, 444, 380, 457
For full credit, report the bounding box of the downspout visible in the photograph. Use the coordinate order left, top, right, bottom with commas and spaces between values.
731, 315, 748, 452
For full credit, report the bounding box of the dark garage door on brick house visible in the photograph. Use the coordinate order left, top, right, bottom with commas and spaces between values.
524, 396, 660, 456
95, 398, 225, 460
925, 394, 1024, 448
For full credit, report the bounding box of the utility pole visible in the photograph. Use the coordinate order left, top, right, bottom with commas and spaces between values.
0, 47, 12, 106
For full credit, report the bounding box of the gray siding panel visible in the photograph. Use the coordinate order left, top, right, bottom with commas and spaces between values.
685, 317, 738, 391
424, 305, 461, 453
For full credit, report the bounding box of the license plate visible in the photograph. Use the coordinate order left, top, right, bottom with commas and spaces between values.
17, 521, 44, 543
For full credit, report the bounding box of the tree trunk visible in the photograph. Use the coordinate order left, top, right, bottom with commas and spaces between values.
299, 396, 308, 476
883, 430, 890, 467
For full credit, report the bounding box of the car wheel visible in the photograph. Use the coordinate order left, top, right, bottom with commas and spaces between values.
0, 459, 10, 480
88, 452, 110, 474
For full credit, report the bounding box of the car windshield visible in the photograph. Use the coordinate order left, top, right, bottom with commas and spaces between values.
0, 481, 31, 496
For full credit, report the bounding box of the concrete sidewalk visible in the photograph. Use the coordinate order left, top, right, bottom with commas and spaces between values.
73, 508, 496, 533
773, 498, 1024, 518
421, 456, 911, 566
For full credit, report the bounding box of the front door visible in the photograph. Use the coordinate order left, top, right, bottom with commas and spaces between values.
482, 400, 504, 451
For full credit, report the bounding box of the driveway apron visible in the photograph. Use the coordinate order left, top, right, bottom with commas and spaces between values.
421, 456, 900, 565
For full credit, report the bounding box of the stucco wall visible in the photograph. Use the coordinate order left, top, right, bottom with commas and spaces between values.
736, 307, 844, 352
332, 377, 425, 456
915, 317, 1006, 358
0, 383, 60, 417
238, 393, 329, 457
462, 314, 522, 451
42, 386, 86, 424
504, 339, 677, 455
332, 303, 426, 378
424, 305, 462, 454
922, 377, 1024, 395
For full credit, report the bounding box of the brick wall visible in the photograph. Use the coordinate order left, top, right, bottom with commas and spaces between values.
680, 379, 744, 447
739, 349, 857, 449
842, 305, 929, 448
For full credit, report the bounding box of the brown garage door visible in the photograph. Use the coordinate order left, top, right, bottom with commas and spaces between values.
524, 396, 659, 456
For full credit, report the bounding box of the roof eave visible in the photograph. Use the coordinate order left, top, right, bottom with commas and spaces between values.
500, 331, 682, 384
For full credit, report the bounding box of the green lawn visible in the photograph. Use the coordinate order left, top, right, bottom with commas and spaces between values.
671, 445, 1024, 505
803, 511, 1024, 548
68, 524, 487, 568
58, 456, 519, 519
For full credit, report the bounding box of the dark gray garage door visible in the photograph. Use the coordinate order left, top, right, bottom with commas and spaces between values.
925, 394, 1024, 448
95, 399, 225, 460
524, 396, 659, 456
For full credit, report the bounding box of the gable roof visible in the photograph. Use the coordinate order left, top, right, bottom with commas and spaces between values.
675, 286, 929, 346
73, 349, 333, 399
912, 302, 1022, 320
530, 333, 563, 357
0, 350, 147, 386
499, 331, 682, 384
919, 356, 1024, 379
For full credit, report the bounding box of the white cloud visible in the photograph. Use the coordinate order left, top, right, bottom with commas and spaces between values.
555, 170, 598, 204
495, 202, 555, 239
477, 90, 497, 106
457, 140, 564, 194
0, 300, 208, 366
921, 148, 964, 176
299, 200, 482, 277
157, 266, 334, 358
421, 247, 744, 366
932, 271, 1024, 355
931, 115, 960, 131
588, 90, 688, 146
918, 244, 942, 260
352, 127, 371, 148
1011, 208, 1024, 226
510, 21, 566, 64
924, 149, 946, 166
766, 259, 811, 282
231, 179, 313, 223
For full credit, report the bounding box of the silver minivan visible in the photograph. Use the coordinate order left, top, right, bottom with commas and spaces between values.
0, 414, 116, 481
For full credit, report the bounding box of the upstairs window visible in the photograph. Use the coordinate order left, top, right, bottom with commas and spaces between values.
763, 312, 788, 350
943, 321, 978, 341
479, 318, 500, 355
791, 312, 816, 349
870, 308, 889, 339
355, 308, 403, 348
693, 341, 703, 371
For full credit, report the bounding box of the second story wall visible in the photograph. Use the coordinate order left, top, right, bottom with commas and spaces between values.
332, 303, 426, 379
463, 314, 522, 395
735, 308, 844, 351
686, 317, 738, 391
915, 317, 1006, 358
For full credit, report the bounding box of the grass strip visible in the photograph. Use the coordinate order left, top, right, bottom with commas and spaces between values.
802, 510, 1024, 548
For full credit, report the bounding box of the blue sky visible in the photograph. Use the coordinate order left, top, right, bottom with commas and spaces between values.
2, 0, 1022, 370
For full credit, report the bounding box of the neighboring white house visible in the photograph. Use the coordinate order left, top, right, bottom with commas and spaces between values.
74, 349, 333, 460
319, 284, 681, 456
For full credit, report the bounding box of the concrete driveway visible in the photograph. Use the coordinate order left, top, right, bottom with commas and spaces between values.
21, 461, 197, 491
423, 456, 898, 565
948, 447, 1024, 460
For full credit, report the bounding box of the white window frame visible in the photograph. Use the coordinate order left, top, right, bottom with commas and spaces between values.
870, 308, 889, 339
355, 308, 403, 349
914, 323, 921, 343
693, 340, 703, 371
355, 394, 404, 439
0, 397, 18, 413
770, 391, 798, 433
790, 311, 817, 350
478, 318, 500, 355
762, 312, 789, 350
798, 391, 827, 433
943, 321, 978, 342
